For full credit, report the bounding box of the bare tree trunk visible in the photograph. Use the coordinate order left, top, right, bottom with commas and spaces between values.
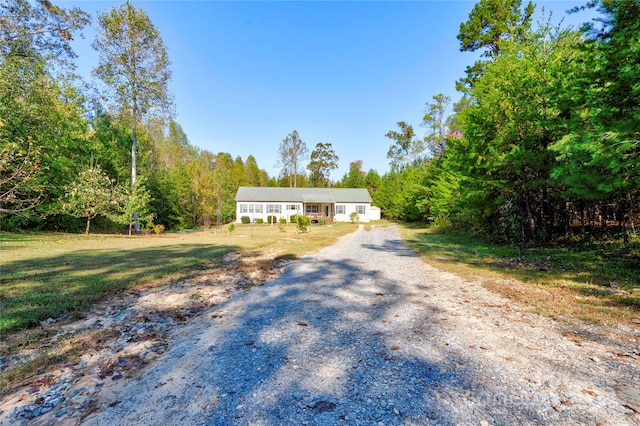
131, 124, 137, 185
85, 217, 91, 235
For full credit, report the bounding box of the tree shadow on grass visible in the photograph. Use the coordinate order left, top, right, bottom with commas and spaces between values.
0, 244, 238, 336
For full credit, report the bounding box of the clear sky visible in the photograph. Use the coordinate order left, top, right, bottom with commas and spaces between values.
61, 1, 595, 182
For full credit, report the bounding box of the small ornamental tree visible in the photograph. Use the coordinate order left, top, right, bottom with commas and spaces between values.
296, 215, 311, 233
114, 176, 152, 235
63, 165, 117, 234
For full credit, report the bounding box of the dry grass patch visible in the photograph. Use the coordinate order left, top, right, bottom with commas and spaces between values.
401, 225, 640, 327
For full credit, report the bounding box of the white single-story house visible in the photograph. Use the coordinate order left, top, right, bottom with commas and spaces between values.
234, 186, 378, 224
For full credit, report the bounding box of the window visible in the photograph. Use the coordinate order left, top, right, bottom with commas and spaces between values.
336, 205, 345, 214
288, 204, 300, 211
356, 205, 366, 215
267, 204, 281, 214
305, 204, 319, 213
240, 203, 262, 213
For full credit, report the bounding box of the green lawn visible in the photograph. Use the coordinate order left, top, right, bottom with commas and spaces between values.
0, 222, 362, 337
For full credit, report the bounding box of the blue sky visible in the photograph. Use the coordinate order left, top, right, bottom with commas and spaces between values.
62, 1, 596, 181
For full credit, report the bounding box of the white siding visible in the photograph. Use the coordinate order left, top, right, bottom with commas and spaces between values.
333, 202, 371, 223
237, 201, 373, 223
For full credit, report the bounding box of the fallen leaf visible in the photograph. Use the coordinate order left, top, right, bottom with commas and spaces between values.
390, 345, 400, 351
296, 322, 308, 327
582, 389, 598, 396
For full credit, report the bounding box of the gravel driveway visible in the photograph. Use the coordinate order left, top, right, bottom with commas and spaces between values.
81, 226, 639, 426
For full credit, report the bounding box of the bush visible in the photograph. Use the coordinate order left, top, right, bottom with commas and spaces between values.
297, 215, 311, 233
228, 223, 236, 233
241, 216, 251, 224
319, 219, 326, 226
290, 214, 298, 223
256, 218, 264, 224
279, 217, 287, 224
153, 224, 165, 235
349, 212, 359, 223
267, 215, 277, 224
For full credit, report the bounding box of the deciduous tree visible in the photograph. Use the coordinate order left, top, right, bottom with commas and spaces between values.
307, 142, 339, 187
386, 122, 424, 171
63, 164, 117, 235
0, 0, 89, 65
93, 0, 172, 185
277, 130, 308, 187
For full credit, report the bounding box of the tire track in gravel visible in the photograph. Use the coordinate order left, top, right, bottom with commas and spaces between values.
81, 226, 640, 426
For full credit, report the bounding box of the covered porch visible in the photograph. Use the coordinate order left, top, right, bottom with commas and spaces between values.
302, 193, 335, 224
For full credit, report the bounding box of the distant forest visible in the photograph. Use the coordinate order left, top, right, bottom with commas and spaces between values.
1, 1, 638, 244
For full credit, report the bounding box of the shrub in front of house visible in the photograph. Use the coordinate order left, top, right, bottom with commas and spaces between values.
241, 216, 250, 224
267, 215, 277, 224
319, 219, 326, 226
256, 218, 264, 224
297, 215, 311, 233
349, 212, 359, 223
290, 214, 298, 223
279, 217, 287, 224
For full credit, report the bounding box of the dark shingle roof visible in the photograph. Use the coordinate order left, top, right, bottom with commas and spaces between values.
234, 187, 372, 203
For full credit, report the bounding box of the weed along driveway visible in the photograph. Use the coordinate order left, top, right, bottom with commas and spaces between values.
4, 226, 640, 425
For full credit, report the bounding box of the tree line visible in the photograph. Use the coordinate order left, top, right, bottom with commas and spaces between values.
372, 0, 639, 245
2, 0, 638, 244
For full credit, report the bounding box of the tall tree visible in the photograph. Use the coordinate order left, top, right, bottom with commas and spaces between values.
0, 0, 89, 65
422, 94, 452, 158
457, 0, 535, 90
386, 121, 425, 171
277, 130, 308, 187
93, 0, 172, 185
341, 160, 366, 188
307, 142, 339, 187
245, 155, 262, 186
458, 0, 535, 58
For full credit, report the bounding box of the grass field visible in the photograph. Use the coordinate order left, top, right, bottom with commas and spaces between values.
401, 226, 640, 326
0, 222, 363, 338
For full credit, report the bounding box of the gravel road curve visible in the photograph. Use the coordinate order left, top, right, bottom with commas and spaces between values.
81, 226, 640, 426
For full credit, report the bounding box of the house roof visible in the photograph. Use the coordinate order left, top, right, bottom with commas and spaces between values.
235, 187, 373, 203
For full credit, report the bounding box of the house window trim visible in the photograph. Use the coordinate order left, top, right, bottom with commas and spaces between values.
336, 204, 345, 214
267, 204, 282, 214
305, 204, 319, 214
356, 205, 366, 215
240, 203, 263, 214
